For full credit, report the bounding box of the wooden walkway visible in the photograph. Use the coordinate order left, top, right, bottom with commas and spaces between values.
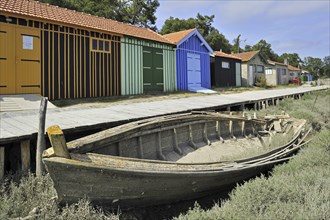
0, 86, 328, 144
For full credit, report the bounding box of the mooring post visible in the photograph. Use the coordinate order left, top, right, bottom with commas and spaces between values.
254, 102, 257, 111
47, 125, 71, 159
21, 140, 30, 172
36, 97, 48, 176
0, 146, 4, 180
262, 101, 266, 110
265, 100, 269, 108
276, 98, 280, 106
272, 98, 275, 106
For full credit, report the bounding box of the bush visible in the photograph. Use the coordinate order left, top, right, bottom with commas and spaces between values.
0, 174, 118, 220
255, 76, 268, 88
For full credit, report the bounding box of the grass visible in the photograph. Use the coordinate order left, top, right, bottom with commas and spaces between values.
0, 174, 118, 219
1, 89, 328, 219
175, 89, 330, 220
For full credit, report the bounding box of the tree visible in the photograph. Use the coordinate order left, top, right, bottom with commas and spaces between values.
321, 56, 330, 78
250, 39, 280, 61
303, 57, 324, 79
39, 0, 160, 30
279, 53, 303, 67
205, 29, 231, 53
160, 14, 232, 52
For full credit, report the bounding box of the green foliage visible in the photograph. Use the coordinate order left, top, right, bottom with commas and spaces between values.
160, 14, 232, 52
303, 56, 323, 79
255, 76, 268, 88
321, 56, 330, 78
279, 53, 302, 67
39, 0, 160, 30
205, 29, 231, 53
0, 174, 118, 219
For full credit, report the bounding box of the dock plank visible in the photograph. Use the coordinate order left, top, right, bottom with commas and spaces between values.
0, 86, 328, 144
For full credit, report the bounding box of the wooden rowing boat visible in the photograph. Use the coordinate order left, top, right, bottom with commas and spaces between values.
42, 111, 307, 209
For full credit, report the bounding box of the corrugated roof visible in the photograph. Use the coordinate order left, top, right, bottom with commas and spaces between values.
0, 0, 173, 44
163, 28, 195, 44
214, 51, 241, 60
233, 50, 259, 62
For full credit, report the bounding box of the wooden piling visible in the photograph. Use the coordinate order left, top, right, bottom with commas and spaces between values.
36, 97, 48, 176
0, 146, 4, 180
20, 140, 30, 172
47, 125, 71, 159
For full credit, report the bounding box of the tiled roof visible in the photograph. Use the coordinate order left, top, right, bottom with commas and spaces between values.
163, 28, 195, 44
0, 0, 173, 44
268, 60, 287, 67
232, 50, 259, 62
288, 64, 301, 71
214, 51, 241, 60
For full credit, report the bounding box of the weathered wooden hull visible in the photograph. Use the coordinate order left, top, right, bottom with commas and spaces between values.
43, 155, 290, 209
43, 111, 307, 209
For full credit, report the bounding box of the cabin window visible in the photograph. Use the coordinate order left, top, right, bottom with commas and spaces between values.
282, 69, 287, 75
222, 61, 230, 69
91, 38, 111, 53
265, 69, 272, 75
257, 65, 264, 73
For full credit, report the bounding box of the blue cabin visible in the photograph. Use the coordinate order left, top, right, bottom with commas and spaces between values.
164, 29, 214, 92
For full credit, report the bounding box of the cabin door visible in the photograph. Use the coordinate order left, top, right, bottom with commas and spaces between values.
143, 47, 164, 92
248, 65, 254, 86
0, 24, 41, 95
235, 62, 241, 86
0, 23, 15, 94
276, 68, 281, 85
187, 53, 201, 87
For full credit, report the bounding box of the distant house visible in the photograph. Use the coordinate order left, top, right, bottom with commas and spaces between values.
287, 64, 302, 81
266, 60, 289, 85
163, 29, 214, 92
211, 51, 242, 87
301, 70, 313, 82
233, 51, 268, 86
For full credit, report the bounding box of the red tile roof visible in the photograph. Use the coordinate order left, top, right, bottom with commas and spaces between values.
232, 50, 259, 62
214, 51, 241, 60
0, 0, 173, 44
267, 60, 287, 67
163, 29, 195, 44
287, 64, 301, 71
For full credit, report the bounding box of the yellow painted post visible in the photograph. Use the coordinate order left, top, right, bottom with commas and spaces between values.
47, 125, 70, 159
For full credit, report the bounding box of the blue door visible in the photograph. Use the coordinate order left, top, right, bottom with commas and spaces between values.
187, 53, 201, 87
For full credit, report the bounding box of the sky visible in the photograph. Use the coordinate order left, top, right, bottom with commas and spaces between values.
155, 0, 330, 60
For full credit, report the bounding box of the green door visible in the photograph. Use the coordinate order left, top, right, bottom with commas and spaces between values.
143, 47, 163, 92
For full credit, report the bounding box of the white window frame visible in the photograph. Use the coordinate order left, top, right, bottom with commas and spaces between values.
222, 61, 230, 69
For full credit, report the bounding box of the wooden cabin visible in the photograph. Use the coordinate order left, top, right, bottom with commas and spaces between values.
233, 51, 268, 86
163, 29, 213, 92
0, 0, 175, 100
211, 51, 242, 87
266, 60, 289, 85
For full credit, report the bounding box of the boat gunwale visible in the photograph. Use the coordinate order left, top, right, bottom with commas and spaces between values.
66, 112, 272, 153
